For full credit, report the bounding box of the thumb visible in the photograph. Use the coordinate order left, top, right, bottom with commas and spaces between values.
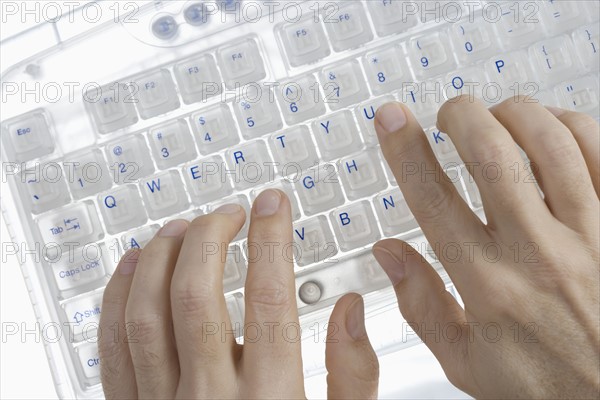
325, 293, 379, 400
373, 239, 470, 391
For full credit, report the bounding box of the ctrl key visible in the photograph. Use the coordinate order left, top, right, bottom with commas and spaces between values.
75, 342, 101, 381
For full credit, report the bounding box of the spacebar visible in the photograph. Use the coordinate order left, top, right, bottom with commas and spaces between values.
295, 249, 391, 315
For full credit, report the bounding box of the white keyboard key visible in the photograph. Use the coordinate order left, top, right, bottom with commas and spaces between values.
148, 119, 197, 169
98, 185, 148, 235
373, 188, 418, 237
355, 96, 395, 146
277, 74, 326, 125
399, 79, 443, 127
76, 343, 101, 380
63, 150, 113, 200
277, 16, 331, 67
366, 0, 419, 36
1, 111, 54, 162
448, 20, 496, 64
21, 162, 70, 214
191, 103, 240, 155
36, 201, 104, 248
322, 2, 373, 52
250, 180, 301, 221
50, 243, 108, 292
443, 67, 489, 101
529, 36, 580, 85
226, 140, 275, 190
330, 201, 381, 251
217, 38, 266, 88
320, 60, 369, 111
173, 53, 222, 104
121, 224, 160, 250
485, 50, 534, 100
427, 128, 459, 164
105, 134, 154, 184
184, 155, 233, 205
63, 292, 102, 341
495, 2, 544, 47
207, 195, 251, 241
586, 2, 600, 21
293, 215, 338, 267
140, 170, 190, 220
131, 69, 180, 119
312, 110, 363, 161
409, 32, 455, 79
541, 0, 585, 33
295, 164, 344, 216
223, 244, 246, 292
362, 45, 409, 95
573, 24, 600, 72
84, 82, 138, 134
338, 150, 387, 201
269, 126, 319, 176
233, 85, 283, 139
555, 76, 600, 117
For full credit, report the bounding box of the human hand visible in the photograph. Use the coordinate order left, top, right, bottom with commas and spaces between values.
373, 96, 600, 399
98, 189, 379, 399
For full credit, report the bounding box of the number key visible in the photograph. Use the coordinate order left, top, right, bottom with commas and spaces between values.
105, 135, 154, 184
148, 119, 197, 169
320, 60, 368, 111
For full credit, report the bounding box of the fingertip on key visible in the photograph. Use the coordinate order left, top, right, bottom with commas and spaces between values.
376, 102, 408, 134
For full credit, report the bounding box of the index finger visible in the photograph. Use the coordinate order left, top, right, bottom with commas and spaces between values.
241, 190, 304, 393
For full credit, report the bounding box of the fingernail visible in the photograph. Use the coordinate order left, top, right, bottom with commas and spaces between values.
159, 219, 188, 237
119, 250, 140, 275
214, 203, 242, 214
546, 106, 567, 117
254, 189, 282, 216
376, 102, 407, 133
346, 296, 367, 340
373, 247, 406, 285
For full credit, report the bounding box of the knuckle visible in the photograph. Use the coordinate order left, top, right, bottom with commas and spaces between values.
124, 311, 165, 345
170, 283, 213, 318
468, 139, 515, 166
101, 285, 128, 313
560, 111, 599, 134
411, 185, 456, 226
245, 280, 292, 319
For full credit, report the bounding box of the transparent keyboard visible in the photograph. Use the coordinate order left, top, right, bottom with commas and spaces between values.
1, 1, 599, 398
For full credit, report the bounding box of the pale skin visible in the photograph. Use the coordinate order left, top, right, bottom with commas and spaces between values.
99, 96, 599, 399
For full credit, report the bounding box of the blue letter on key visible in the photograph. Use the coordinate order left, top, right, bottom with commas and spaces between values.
104, 195, 117, 209
190, 166, 201, 180
276, 135, 286, 148
346, 160, 358, 173
234, 151, 245, 164
383, 195, 395, 210
340, 212, 351, 226
146, 179, 161, 193
495, 60, 505, 73
295, 227, 305, 240
303, 176, 315, 189
432, 130, 445, 144
320, 121, 330, 134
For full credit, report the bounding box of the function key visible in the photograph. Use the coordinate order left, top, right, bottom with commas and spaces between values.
322, 2, 373, 52
1, 111, 55, 162
366, 0, 419, 37
217, 38, 266, 88
277, 16, 331, 67
131, 69, 180, 119
84, 82, 138, 134
173, 54, 222, 104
